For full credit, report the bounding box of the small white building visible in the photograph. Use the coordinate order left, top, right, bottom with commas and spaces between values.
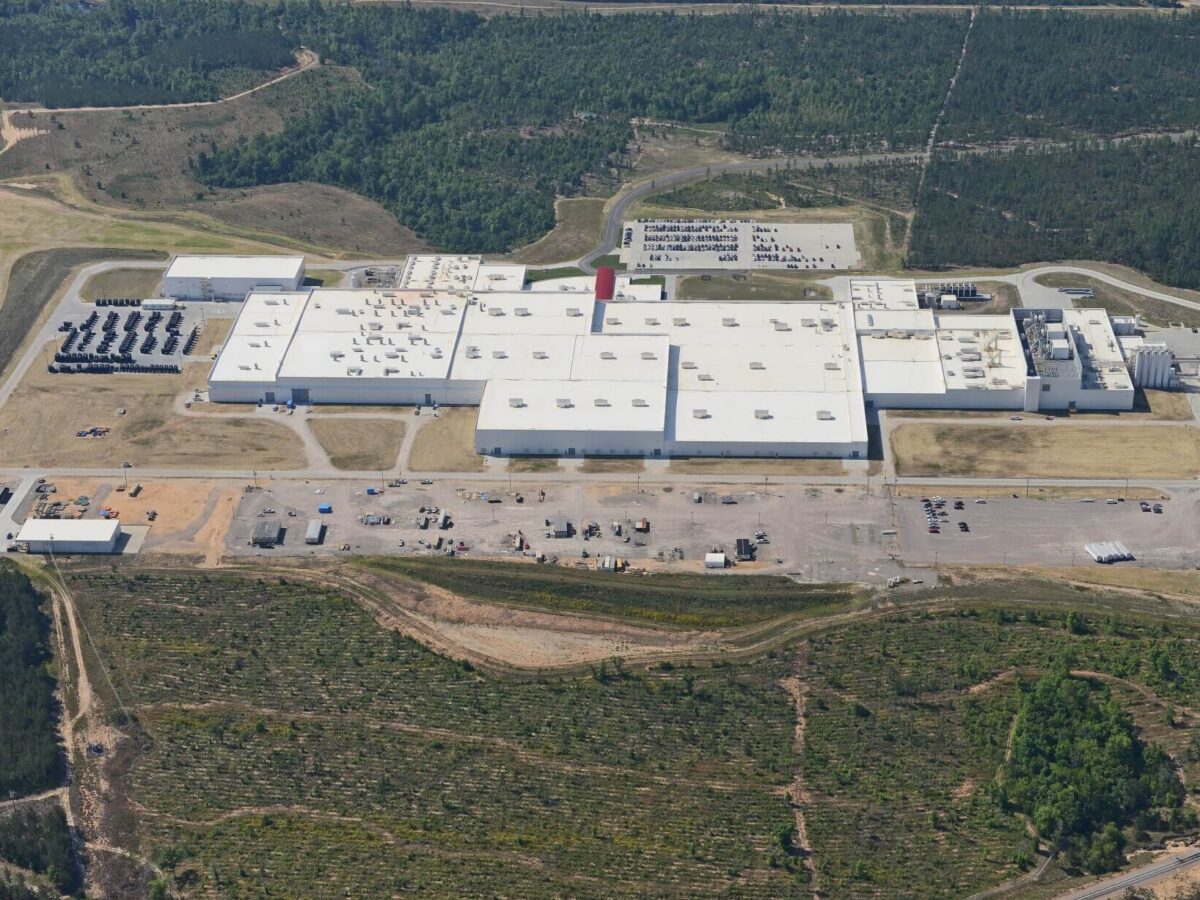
163, 256, 306, 301
18, 519, 121, 554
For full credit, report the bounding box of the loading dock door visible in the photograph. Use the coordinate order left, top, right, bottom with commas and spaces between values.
292, 389, 310, 405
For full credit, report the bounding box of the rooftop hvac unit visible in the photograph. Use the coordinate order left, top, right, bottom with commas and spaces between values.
466, 349, 481, 359
693, 408, 710, 419
254, 321, 270, 328
698, 373, 714, 381
600, 351, 617, 360
681, 361, 697, 369
347, 367, 363, 376
509, 397, 525, 408
594, 398, 610, 407
821, 318, 835, 328
329, 351, 344, 360
385, 351, 399, 359
384, 367, 399, 376
824, 362, 840, 371
640, 351, 657, 360
605, 317, 620, 325
566, 307, 582, 317
773, 322, 791, 331
801, 319, 816, 327
492, 350, 507, 359
645, 317, 660, 326
816, 410, 835, 421
249, 341, 262, 348
749, 361, 765, 370
673, 317, 689, 327
722, 318, 738, 327
430, 349, 443, 359
632, 398, 648, 408
754, 409, 771, 420
336, 308, 353, 315
488, 307, 504, 317
556, 398, 573, 408
532, 351, 549, 360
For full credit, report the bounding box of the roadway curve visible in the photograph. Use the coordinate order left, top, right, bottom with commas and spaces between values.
577, 151, 921, 273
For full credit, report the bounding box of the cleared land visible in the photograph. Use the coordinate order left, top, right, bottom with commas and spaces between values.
510, 198, 606, 265
667, 457, 844, 476
1035, 273, 1200, 329
309, 417, 406, 471
79, 266, 165, 302
70, 569, 804, 898
934, 280, 1021, 316
0, 345, 305, 469
890, 422, 1200, 479
407, 407, 484, 472
0, 64, 425, 258
677, 271, 832, 302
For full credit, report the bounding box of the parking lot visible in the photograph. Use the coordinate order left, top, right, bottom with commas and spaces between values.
899, 492, 1200, 568
53, 304, 211, 372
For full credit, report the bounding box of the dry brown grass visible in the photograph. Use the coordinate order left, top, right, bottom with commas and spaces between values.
1019, 566, 1200, 599
890, 423, 1200, 479
506, 456, 562, 473
578, 457, 645, 473
407, 407, 484, 472
677, 271, 833, 302
80, 267, 165, 301
892, 484, 1168, 501
666, 457, 844, 476
189, 316, 234, 359
510, 197, 607, 265
309, 417, 407, 471
0, 344, 304, 469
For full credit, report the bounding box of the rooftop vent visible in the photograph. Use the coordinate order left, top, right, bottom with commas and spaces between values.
509, 397, 525, 408
605, 316, 620, 326
515, 307, 530, 317
816, 410, 835, 421
754, 409, 771, 420
824, 362, 840, 371
693, 408, 710, 419
773, 322, 791, 331
722, 318, 738, 327
801, 318, 816, 327
600, 351, 617, 360
645, 317, 660, 326
673, 317, 689, 327
749, 361, 765, 370
488, 307, 504, 317
632, 398, 649, 408
532, 351, 549, 360
698, 373, 714, 381
566, 307, 583, 317
556, 398, 573, 408
681, 360, 697, 370
640, 351, 657, 360
594, 398, 610, 407
492, 350, 507, 359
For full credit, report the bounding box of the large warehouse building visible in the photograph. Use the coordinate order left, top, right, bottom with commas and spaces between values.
163, 256, 306, 301
207, 257, 1139, 458
17, 518, 122, 554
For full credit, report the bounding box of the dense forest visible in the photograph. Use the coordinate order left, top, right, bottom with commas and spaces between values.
0, 564, 65, 798
0, 807, 80, 895
0, 0, 294, 107
908, 138, 1200, 289
998, 669, 1186, 874
196, 7, 967, 250
942, 11, 1200, 142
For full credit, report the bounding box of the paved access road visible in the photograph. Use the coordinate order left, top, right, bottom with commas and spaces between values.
1054, 847, 1200, 900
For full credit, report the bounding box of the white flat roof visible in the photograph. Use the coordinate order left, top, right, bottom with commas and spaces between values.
18, 518, 120, 542
473, 263, 527, 292
849, 279, 921, 311
398, 255, 481, 292
462, 292, 595, 336
165, 256, 304, 280
669, 389, 866, 447
478, 378, 667, 434
934, 316, 1027, 392
859, 333, 947, 395
208, 291, 311, 384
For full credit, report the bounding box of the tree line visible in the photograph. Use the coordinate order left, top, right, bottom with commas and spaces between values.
0, 563, 65, 798
908, 137, 1200, 289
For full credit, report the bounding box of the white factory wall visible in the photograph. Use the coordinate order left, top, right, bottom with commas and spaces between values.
866, 389, 1023, 411
23, 535, 120, 554
1035, 377, 1135, 412
667, 438, 867, 459
163, 276, 300, 302
275, 377, 486, 407
475, 428, 664, 457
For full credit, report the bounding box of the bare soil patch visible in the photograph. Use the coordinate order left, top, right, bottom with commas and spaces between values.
579, 457, 645, 474
0, 345, 305, 469
510, 197, 606, 265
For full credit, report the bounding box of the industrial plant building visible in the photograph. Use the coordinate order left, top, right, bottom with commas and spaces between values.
163, 255, 306, 301
17, 518, 122, 554
207, 256, 1155, 459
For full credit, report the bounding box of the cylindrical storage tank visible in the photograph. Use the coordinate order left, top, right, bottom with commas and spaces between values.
594, 266, 616, 301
